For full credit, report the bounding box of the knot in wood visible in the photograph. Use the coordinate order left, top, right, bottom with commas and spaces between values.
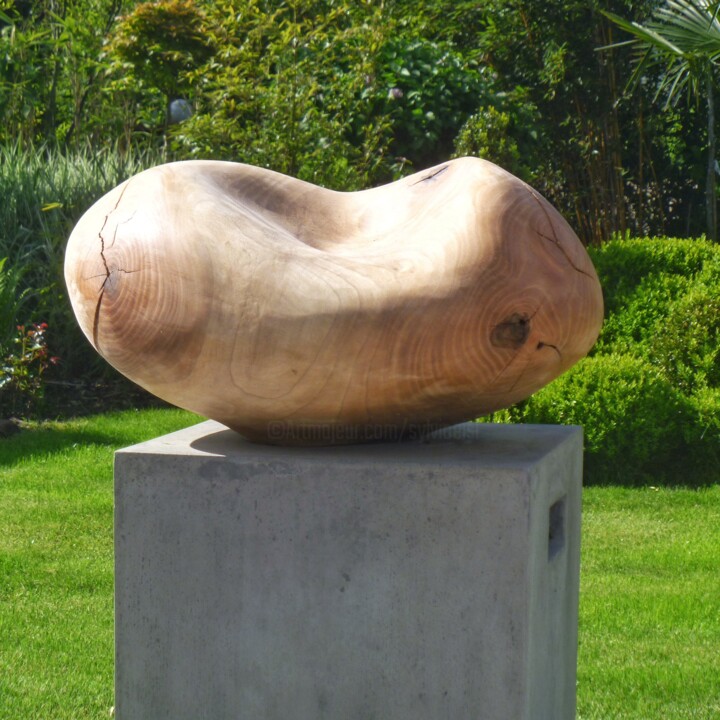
491, 313, 531, 349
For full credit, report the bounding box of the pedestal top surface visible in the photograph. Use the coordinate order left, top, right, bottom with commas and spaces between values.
116, 420, 581, 470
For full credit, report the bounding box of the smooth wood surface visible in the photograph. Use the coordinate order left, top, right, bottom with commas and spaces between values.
65, 157, 603, 444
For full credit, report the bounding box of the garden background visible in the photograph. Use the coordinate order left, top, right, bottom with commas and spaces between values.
1, 1, 719, 718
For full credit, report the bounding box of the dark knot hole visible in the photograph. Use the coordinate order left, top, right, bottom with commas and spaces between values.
491, 313, 531, 349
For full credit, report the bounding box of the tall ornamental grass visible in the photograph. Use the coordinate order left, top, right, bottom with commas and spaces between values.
0, 143, 163, 379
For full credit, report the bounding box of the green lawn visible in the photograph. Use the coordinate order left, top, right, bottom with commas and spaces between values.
1, 409, 718, 719
578, 486, 720, 719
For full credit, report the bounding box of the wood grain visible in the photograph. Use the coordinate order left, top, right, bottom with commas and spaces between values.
64, 157, 604, 444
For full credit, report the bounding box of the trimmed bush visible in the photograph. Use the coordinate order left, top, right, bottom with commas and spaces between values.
588, 235, 718, 316
652, 281, 720, 393
516, 355, 717, 485
593, 271, 690, 354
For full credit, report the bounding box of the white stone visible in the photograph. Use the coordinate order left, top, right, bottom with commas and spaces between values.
114, 421, 583, 720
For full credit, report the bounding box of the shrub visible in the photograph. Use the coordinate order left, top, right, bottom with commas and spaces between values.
587, 235, 718, 316
170, 2, 395, 189
452, 88, 540, 182
373, 35, 485, 169
0, 321, 57, 417
170, 5, 486, 185
593, 271, 690, 354
453, 105, 521, 173
588, 236, 720, 389
652, 281, 720, 393
106, 0, 215, 102
514, 354, 709, 485
678, 386, 720, 482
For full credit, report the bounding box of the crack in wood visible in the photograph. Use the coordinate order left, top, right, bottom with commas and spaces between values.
524, 187, 595, 279
93, 180, 132, 349
411, 165, 449, 185
536, 341, 562, 360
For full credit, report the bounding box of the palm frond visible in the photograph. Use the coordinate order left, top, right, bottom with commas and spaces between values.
653, 1, 720, 58
601, 10, 685, 57
601, 2, 720, 105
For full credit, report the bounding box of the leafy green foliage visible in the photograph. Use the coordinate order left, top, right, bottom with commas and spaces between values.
371, 35, 485, 169
0, 0, 128, 147
595, 271, 690, 352
651, 278, 720, 392
590, 235, 720, 354
0, 2, 55, 144
602, 0, 720, 240
452, 0, 720, 241
169, 0, 396, 187
0, 258, 52, 417
0, 0, 716, 240
158, 0, 487, 184
100, 0, 217, 145
454, 106, 520, 169
0, 4, 718, 475
106, 0, 215, 99
590, 235, 716, 309
513, 354, 713, 485
603, 0, 720, 106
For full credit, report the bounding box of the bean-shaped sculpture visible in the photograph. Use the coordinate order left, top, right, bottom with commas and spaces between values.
64, 157, 604, 444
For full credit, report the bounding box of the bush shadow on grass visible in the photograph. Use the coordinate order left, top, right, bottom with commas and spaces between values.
0, 422, 131, 468
0, 405, 201, 469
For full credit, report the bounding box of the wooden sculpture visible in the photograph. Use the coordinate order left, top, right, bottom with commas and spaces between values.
65, 157, 603, 444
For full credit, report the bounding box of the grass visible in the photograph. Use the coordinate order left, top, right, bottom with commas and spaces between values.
578, 486, 720, 719
1, 408, 719, 719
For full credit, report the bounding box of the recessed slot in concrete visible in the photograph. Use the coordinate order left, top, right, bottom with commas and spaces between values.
548, 497, 565, 560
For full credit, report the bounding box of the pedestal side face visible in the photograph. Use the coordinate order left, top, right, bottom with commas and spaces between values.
114, 422, 582, 720
526, 429, 583, 719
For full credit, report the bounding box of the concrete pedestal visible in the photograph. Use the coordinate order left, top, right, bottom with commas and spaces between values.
114, 421, 583, 720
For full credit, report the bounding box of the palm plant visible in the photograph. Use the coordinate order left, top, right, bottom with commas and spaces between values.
603, 0, 720, 241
